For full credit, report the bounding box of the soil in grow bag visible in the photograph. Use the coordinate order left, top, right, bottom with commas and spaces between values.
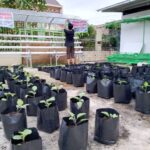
94, 108, 119, 145
97, 78, 113, 99
86, 72, 97, 93
58, 115, 88, 150
70, 96, 90, 118
1, 109, 27, 140
72, 70, 84, 87
66, 71, 73, 84
113, 79, 132, 104
135, 82, 150, 114
11, 128, 42, 150
37, 99, 60, 133
51, 89, 67, 111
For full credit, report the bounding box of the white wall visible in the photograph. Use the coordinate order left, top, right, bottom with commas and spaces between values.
120, 10, 150, 53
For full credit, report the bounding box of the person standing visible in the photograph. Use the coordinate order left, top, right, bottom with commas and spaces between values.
64, 21, 75, 65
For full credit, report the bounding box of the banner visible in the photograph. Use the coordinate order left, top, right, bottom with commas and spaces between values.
70, 20, 88, 33
0, 12, 14, 28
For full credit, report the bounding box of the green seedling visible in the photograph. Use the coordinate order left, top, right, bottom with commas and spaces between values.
117, 79, 127, 85
12, 129, 32, 143
40, 97, 55, 108
12, 74, 19, 81
1, 92, 16, 101
101, 111, 119, 119
25, 86, 38, 98
142, 81, 150, 92
24, 72, 32, 86
51, 85, 63, 93
73, 92, 85, 109
0, 82, 7, 91
69, 112, 88, 126
16, 99, 29, 112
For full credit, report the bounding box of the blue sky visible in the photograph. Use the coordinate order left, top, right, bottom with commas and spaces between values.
57, 0, 124, 25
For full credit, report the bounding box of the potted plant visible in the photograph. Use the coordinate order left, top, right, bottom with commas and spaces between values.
25, 86, 42, 116
58, 112, 88, 150
135, 81, 150, 114
42, 83, 52, 99
37, 97, 60, 133
97, 76, 113, 99
51, 85, 67, 111
1, 99, 27, 140
70, 92, 90, 118
11, 128, 42, 150
94, 108, 119, 145
113, 79, 132, 104
86, 72, 97, 93
54, 66, 62, 80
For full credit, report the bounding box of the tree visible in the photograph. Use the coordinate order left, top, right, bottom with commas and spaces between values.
0, 0, 47, 11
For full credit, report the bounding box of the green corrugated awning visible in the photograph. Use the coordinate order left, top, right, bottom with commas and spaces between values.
106, 15, 150, 28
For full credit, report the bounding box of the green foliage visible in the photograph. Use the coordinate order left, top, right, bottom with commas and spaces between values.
105, 22, 121, 30
69, 112, 88, 125
101, 111, 118, 119
0, 82, 7, 91
13, 129, 32, 143
25, 86, 37, 98
16, 99, 28, 112
51, 85, 63, 93
73, 92, 85, 109
117, 79, 127, 85
142, 81, 150, 92
0, 0, 47, 11
4, 92, 16, 98
40, 97, 55, 108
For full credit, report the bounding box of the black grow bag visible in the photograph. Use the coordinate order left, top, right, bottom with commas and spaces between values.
42, 84, 51, 99
97, 79, 113, 99
113, 83, 132, 104
135, 90, 150, 114
26, 96, 43, 116
54, 67, 61, 80
70, 96, 90, 118
60, 69, 67, 82
1, 109, 27, 140
51, 89, 67, 111
94, 108, 119, 145
72, 71, 84, 87
37, 103, 60, 133
58, 117, 88, 150
0, 98, 8, 121
86, 75, 97, 93
66, 71, 73, 84
11, 128, 42, 150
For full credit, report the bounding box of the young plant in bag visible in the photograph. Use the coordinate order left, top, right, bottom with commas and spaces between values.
16, 99, 29, 112
25, 86, 38, 98
40, 97, 55, 108
1, 92, 16, 101
73, 92, 85, 109
141, 81, 150, 93
101, 111, 119, 119
51, 85, 63, 93
0, 82, 7, 92
12, 129, 32, 144
69, 112, 88, 126
117, 79, 127, 85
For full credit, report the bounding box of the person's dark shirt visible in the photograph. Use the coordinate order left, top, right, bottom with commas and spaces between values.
64, 29, 75, 47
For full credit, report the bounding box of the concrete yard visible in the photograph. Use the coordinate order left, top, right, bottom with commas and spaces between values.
0, 68, 150, 150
